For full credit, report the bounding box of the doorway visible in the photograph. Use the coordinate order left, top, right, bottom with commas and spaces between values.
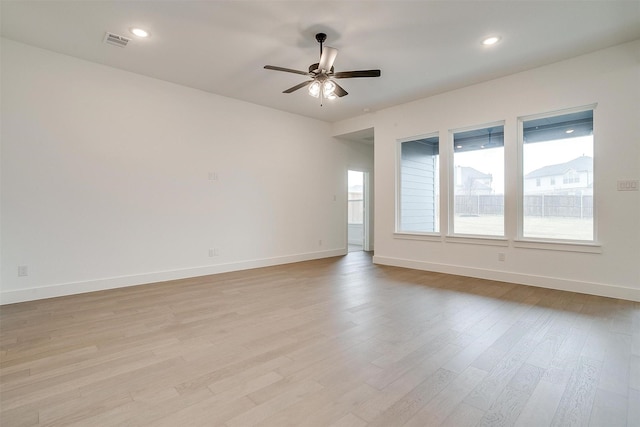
348, 170, 368, 252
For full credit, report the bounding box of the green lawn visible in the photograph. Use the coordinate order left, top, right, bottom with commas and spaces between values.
454, 215, 593, 240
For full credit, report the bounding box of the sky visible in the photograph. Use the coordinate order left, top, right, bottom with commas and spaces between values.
455, 135, 593, 195
348, 169, 364, 191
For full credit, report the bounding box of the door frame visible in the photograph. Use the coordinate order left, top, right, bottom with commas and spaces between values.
347, 169, 371, 252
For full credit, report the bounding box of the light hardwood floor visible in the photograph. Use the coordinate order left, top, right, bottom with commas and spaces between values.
1, 252, 638, 426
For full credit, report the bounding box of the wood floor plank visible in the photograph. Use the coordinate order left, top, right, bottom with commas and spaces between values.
259, 383, 377, 427
1, 351, 163, 411
403, 366, 487, 427
38, 390, 133, 426
367, 368, 456, 427
366, 329, 459, 390
464, 336, 538, 411
224, 380, 324, 427
627, 388, 640, 427
0, 252, 636, 426
469, 321, 533, 372
544, 326, 591, 386
631, 354, 640, 390
329, 412, 368, 427
145, 395, 256, 427
514, 379, 566, 427
551, 356, 602, 427
476, 363, 544, 426
0, 405, 39, 427
97, 387, 215, 427
588, 387, 628, 427
597, 332, 632, 396
439, 401, 486, 427
441, 320, 512, 374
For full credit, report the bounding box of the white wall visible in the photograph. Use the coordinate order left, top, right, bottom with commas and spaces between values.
338, 40, 640, 301
1, 39, 350, 304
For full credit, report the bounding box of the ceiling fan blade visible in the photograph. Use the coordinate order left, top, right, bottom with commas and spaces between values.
318, 47, 338, 72
264, 65, 309, 76
283, 80, 314, 93
333, 69, 381, 79
332, 81, 348, 98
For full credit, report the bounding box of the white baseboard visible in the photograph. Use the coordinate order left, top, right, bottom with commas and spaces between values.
373, 255, 640, 302
1, 249, 347, 305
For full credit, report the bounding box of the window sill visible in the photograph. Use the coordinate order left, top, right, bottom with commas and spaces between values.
445, 235, 509, 247
513, 239, 602, 253
393, 233, 602, 253
394, 232, 442, 242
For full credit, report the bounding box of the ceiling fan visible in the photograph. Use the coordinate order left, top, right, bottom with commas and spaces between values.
264, 33, 381, 102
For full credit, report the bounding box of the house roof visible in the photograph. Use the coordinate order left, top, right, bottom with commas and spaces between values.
525, 156, 593, 179
459, 166, 492, 181
456, 166, 494, 192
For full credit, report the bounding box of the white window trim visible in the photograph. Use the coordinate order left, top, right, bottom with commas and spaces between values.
517, 103, 598, 245
396, 132, 441, 235
448, 120, 506, 239
445, 235, 509, 247
513, 239, 602, 253
394, 232, 442, 242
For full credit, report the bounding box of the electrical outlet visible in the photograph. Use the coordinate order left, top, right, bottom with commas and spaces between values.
18, 265, 28, 277
617, 180, 638, 191
208, 172, 218, 181
209, 248, 219, 257
318, 239, 323, 246
208, 249, 214, 257
498, 253, 506, 262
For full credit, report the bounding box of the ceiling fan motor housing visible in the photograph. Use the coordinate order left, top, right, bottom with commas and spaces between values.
309, 63, 334, 74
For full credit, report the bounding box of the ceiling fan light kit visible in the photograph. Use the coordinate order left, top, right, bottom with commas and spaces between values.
264, 32, 381, 105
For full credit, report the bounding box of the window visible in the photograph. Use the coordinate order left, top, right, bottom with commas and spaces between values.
521, 108, 594, 241
562, 171, 580, 184
398, 135, 439, 233
348, 170, 364, 225
536, 178, 541, 187
452, 124, 504, 236
348, 170, 366, 249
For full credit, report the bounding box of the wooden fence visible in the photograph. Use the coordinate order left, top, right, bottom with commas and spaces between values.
455, 195, 593, 218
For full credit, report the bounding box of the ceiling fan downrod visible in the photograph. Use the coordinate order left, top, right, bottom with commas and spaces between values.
315, 32, 327, 57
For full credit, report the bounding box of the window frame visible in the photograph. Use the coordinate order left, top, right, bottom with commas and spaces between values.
516, 104, 599, 248
447, 120, 506, 239
395, 132, 441, 237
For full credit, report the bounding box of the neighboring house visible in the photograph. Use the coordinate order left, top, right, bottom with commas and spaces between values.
524, 155, 593, 195
455, 166, 494, 195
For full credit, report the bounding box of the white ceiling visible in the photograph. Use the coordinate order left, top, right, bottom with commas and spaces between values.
2, 1, 639, 123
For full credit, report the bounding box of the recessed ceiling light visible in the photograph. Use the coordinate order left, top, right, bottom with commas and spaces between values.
130, 28, 150, 38
482, 36, 501, 46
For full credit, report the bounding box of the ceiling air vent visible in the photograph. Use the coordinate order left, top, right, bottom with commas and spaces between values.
103, 32, 130, 48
